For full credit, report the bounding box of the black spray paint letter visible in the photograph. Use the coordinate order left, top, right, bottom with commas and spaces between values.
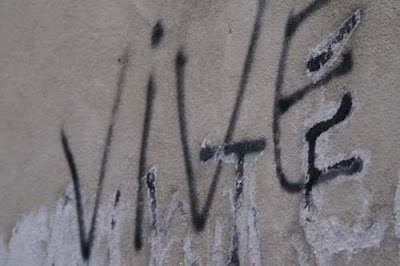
134, 76, 157, 250
175, 0, 266, 232
61, 47, 129, 260
304, 93, 363, 206
200, 139, 266, 265
134, 20, 164, 251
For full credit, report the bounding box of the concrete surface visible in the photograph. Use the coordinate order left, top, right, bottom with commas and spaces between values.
1, 0, 400, 265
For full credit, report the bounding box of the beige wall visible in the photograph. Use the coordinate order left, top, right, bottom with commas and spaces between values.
1, 0, 400, 264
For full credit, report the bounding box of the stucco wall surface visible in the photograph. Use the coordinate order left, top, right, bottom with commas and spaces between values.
1, 0, 400, 265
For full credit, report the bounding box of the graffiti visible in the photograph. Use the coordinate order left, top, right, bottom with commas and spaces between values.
151, 20, 164, 48
135, 76, 157, 250
175, 0, 266, 234
299, 124, 386, 265
134, 18, 166, 251
2, 0, 399, 262
111, 189, 121, 229
50, 0, 375, 264
200, 138, 266, 265
173, 2, 266, 263
304, 92, 363, 207
61, 47, 129, 260
142, 167, 197, 265
306, 10, 361, 81
1, 161, 265, 265
272, 0, 363, 208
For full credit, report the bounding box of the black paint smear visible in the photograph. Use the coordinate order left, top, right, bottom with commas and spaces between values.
61, 47, 129, 260
200, 145, 219, 162
224, 0, 266, 144
61, 131, 88, 257
224, 139, 266, 157
200, 138, 266, 162
272, 0, 358, 193
234, 155, 245, 203
114, 190, 121, 207
304, 93, 363, 206
111, 191, 120, 229
175, 0, 266, 232
320, 157, 363, 182
175, 50, 211, 230
307, 49, 333, 72
229, 241, 240, 266
111, 218, 116, 230
151, 20, 164, 48
284, 0, 331, 38
63, 195, 71, 208
146, 170, 158, 233
307, 11, 360, 72
134, 76, 156, 250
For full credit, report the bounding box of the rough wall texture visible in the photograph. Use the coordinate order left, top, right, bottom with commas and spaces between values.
1, 0, 400, 265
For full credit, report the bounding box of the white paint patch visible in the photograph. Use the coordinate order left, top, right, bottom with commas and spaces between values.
1, 156, 265, 266
208, 219, 225, 266
394, 172, 400, 237
1, 180, 204, 265
245, 160, 262, 266
183, 233, 197, 266
148, 194, 191, 266
393, 171, 400, 261
299, 151, 386, 265
0, 233, 7, 265
2, 185, 84, 265
291, 234, 310, 266
0, 181, 194, 266
6, 208, 50, 266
